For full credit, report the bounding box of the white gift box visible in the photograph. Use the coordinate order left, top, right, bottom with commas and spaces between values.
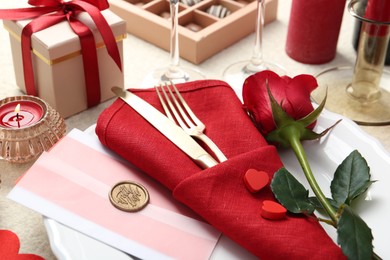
3, 10, 126, 118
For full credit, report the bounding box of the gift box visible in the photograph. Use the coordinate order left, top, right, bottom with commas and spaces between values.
3, 10, 126, 118
109, 0, 278, 64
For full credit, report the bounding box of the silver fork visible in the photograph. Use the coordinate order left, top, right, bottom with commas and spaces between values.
155, 81, 227, 162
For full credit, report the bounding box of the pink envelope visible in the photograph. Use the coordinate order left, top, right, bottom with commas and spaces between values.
9, 134, 220, 259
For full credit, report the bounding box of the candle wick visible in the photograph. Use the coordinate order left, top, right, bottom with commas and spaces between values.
16, 113, 19, 120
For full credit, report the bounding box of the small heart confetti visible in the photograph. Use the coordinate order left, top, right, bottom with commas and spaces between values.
261, 200, 287, 220
0, 230, 44, 260
243, 169, 269, 193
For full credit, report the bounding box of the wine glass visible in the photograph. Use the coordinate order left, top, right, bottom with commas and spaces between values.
142, 0, 205, 87
223, 0, 285, 98
311, 0, 390, 125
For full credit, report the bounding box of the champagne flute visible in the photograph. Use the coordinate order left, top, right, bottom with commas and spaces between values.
223, 0, 285, 98
142, 0, 205, 87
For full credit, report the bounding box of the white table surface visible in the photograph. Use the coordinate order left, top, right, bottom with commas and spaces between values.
1, 1, 390, 259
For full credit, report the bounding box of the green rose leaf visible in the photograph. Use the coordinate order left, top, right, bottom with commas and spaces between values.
337, 205, 373, 259
331, 150, 373, 206
270, 168, 315, 214
308, 196, 339, 212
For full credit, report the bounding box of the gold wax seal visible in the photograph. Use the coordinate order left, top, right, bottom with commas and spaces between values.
109, 181, 149, 212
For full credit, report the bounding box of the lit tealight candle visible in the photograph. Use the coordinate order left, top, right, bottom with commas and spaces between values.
0, 95, 66, 163
0, 99, 44, 129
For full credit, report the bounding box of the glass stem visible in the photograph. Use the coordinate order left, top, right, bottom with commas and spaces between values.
168, 0, 181, 75
249, 0, 265, 68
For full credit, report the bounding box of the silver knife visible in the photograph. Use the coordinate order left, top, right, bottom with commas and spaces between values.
112, 87, 218, 169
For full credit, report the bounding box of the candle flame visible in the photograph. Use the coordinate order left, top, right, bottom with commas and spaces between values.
14, 103, 21, 114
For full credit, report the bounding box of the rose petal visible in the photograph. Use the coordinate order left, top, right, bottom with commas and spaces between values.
242, 70, 318, 135
243, 70, 289, 135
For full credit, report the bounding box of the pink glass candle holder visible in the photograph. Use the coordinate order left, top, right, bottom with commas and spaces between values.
0, 95, 66, 163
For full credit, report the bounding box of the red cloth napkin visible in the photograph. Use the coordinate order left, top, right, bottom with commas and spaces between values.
96, 80, 345, 259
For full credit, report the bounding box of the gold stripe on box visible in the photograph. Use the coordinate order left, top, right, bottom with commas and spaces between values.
4, 25, 126, 66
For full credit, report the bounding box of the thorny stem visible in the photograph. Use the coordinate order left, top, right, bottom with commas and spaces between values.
303, 212, 337, 227
288, 127, 383, 260
286, 127, 338, 225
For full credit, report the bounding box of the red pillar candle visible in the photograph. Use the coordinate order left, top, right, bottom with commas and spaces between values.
285, 0, 346, 64
364, 0, 390, 36
0, 100, 44, 128
365, 0, 390, 21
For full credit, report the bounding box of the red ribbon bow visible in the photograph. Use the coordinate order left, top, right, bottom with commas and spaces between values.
0, 0, 122, 107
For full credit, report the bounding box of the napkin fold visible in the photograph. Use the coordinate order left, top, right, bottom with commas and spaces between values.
96, 80, 345, 259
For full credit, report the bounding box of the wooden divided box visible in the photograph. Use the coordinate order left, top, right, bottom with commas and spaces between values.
109, 0, 278, 64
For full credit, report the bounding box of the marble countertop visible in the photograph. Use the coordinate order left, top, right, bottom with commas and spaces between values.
1, 1, 390, 259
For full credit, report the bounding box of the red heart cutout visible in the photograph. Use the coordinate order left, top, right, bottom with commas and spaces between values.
0, 230, 44, 260
261, 200, 287, 220
243, 169, 269, 193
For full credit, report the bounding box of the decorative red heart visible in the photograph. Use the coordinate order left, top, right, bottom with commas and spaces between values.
243, 169, 269, 193
0, 230, 44, 260
261, 200, 287, 220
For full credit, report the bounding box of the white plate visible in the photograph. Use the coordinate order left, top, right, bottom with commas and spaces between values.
44, 108, 390, 259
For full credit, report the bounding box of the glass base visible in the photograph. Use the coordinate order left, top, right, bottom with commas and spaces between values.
311, 66, 390, 126
142, 66, 205, 88
223, 60, 286, 101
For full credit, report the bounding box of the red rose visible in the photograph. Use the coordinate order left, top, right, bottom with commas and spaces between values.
242, 71, 374, 260
242, 70, 318, 135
